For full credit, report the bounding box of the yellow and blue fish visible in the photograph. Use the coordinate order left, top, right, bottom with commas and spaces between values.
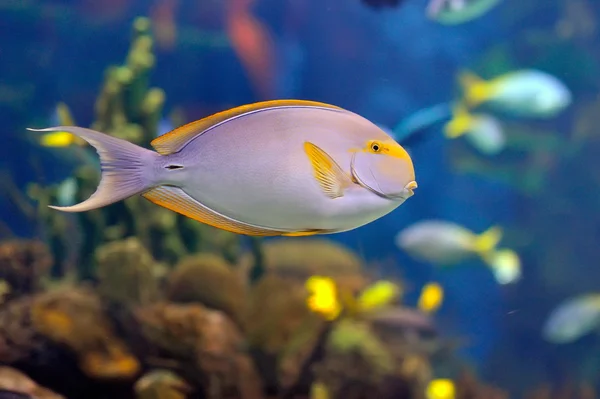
396, 220, 521, 284
444, 103, 505, 155
459, 69, 571, 118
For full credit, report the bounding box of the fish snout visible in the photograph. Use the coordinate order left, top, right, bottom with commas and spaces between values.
401, 180, 418, 199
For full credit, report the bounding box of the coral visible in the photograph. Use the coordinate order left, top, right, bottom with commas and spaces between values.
240, 239, 364, 280
312, 319, 409, 399
244, 274, 323, 354
30, 288, 140, 380
166, 253, 247, 326
453, 370, 508, 399
0, 367, 65, 399
134, 369, 192, 399
0, 296, 48, 365
134, 302, 263, 399
95, 237, 163, 306
0, 239, 53, 299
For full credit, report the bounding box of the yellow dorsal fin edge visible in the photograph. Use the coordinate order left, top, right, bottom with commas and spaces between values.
151, 99, 344, 155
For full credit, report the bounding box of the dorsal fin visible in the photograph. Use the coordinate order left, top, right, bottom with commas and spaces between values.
151, 99, 345, 155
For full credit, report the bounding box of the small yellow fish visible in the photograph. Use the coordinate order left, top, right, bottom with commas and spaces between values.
458, 69, 571, 118
31, 100, 417, 236
39, 103, 86, 148
356, 280, 401, 312
426, 378, 455, 399
418, 282, 444, 314
444, 103, 505, 155
305, 278, 402, 320
306, 276, 341, 321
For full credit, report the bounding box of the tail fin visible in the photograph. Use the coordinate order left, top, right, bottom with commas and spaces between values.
458, 70, 491, 108
483, 249, 521, 285
28, 126, 158, 212
473, 225, 503, 255
443, 102, 473, 139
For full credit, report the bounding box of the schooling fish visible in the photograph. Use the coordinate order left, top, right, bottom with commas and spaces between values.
427, 0, 502, 25
444, 103, 506, 155
459, 69, 571, 118
29, 100, 417, 236
542, 293, 600, 344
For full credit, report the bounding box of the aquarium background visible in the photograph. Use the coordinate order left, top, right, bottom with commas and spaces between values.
1, 0, 599, 398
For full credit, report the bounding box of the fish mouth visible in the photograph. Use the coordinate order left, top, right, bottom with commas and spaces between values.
352, 168, 417, 201
385, 181, 418, 201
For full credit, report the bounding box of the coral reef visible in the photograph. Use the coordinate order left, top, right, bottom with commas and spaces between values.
0, 367, 65, 399
166, 253, 247, 326
29, 288, 141, 380
0, 239, 53, 299
95, 237, 164, 306
134, 302, 263, 399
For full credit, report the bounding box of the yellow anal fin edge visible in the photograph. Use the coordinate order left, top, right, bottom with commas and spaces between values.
143, 186, 286, 236
151, 99, 346, 156
303, 141, 350, 199
282, 229, 332, 237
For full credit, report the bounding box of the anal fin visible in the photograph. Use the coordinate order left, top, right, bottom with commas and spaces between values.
303, 142, 351, 199
143, 186, 286, 236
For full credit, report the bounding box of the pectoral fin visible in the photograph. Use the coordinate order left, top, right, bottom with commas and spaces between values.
303, 141, 351, 199
143, 186, 286, 236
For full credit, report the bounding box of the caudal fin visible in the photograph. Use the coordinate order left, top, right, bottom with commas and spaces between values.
28, 126, 158, 212
473, 225, 503, 255
458, 70, 491, 108
443, 102, 473, 139
483, 249, 521, 285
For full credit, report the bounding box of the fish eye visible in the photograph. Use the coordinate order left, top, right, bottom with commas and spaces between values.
370, 142, 382, 153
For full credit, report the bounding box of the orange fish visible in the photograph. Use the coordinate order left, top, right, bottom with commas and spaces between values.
226, 0, 276, 99
150, 0, 179, 51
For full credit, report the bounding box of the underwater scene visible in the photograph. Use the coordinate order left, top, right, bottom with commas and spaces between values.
0, 0, 598, 398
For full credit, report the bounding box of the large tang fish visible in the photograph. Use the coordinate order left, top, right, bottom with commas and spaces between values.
30, 100, 417, 236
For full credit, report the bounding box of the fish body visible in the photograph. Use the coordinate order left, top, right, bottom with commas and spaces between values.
31, 100, 416, 236
418, 282, 444, 314
445, 104, 505, 155
396, 221, 520, 284
427, 0, 502, 25
396, 220, 500, 265
459, 70, 571, 117
543, 294, 600, 344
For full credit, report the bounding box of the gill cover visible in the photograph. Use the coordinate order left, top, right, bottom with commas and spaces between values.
350, 149, 416, 200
